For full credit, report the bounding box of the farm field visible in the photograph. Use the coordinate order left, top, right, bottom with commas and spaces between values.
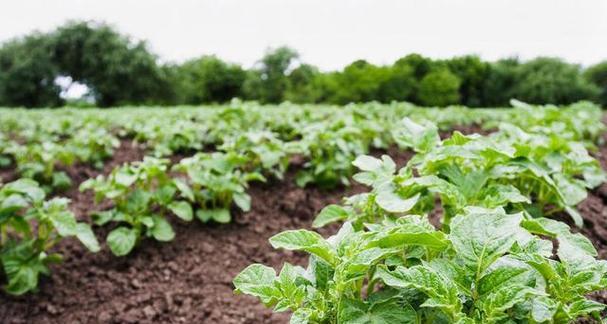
0, 101, 607, 323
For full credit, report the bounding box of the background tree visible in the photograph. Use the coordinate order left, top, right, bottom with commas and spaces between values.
253, 46, 299, 103
0, 34, 62, 107
331, 60, 389, 104
511, 57, 599, 105
584, 61, 607, 106
444, 55, 490, 107
376, 62, 416, 103
285, 63, 322, 103
175, 55, 245, 104
483, 58, 520, 107
417, 68, 461, 106
50, 21, 172, 107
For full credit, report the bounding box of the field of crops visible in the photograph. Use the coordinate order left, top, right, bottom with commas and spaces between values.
0, 100, 607, 323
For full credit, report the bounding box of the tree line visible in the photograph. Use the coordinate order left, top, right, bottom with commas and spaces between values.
1, 21, 606, 108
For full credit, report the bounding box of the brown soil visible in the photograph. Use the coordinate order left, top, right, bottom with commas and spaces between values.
0, 127, 606, 324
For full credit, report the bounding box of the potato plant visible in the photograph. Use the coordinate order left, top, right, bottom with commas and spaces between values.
172, 152, 265, 224
80, 157, 191, 256
235, 208, 607, 323
0, 179, 99, 295
235, 114, 607, 323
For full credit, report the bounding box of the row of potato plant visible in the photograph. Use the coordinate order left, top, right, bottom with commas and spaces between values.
233, 118, 607, 323
0, 101, 604, 297
1, 101, 603, 193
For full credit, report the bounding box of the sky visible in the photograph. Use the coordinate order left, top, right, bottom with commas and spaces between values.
1, 0, 606, 71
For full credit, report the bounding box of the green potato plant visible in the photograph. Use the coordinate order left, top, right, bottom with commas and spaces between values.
235, 208, 607, 323
172, 151, 265, 224
0, 179, 99, 295
80, 157, 190, 256
6, 141, 74, 193
219, 130, 292, 180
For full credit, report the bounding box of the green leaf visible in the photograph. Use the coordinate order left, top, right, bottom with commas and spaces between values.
375, 183, 419, 213
393, 118, 440, 153
567, 298, 605, 318
312, 204, 349, 228
233, 192, 251, 212
449, 208, 523, 275
75, 223, 100, 252
476, 259, 530, 297
5, 179, 45, 203
367, 224, 449, 250
233, 264, 281, 306
339, 298, 417, 323
91, 210, 116, 226
168, 201, 193, 221
51, 171, 72, 190
48, 209, 79, 237
531, 297, 557, 322
375, 265, 462, 319
352, 155, 383, 172
173, 178, 194, 201
4, 265, 38, 295
150, 215, 175, 242
107, 227, 138, 256
196, 208, 231, 224
270, 230, 336, 266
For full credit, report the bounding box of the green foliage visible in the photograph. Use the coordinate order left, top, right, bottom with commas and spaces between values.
174, 55, 246, 104
80, 157, 183, 256
0, 179, 99, 295
584, 61, 607, 106
285, 64, 323, 103
252, 46, 299, 103
512, 57, 600, 105
172, 152, 265, 224
50, 21, 173, 107
0, 34, 62, 108
235, 208, 606, 323
0, 21, 605, 107
444, 55, 490, 107
483, 58, 520, 107
234, 105, 606, 323
319, 117, 604, 229
417, 69, 461, 107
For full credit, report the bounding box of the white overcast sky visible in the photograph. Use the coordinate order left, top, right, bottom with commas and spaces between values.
1, 0, 606, 70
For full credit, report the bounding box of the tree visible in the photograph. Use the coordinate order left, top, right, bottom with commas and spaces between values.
254, 46, 299, 103
285, 64, 322, 103
511, 57, 599, 105
0, 34, 62, 107
483, 58, 520, 107
584, 61, 607, 106
331, 60, 389, 104
417, 69, 461, 106
50, 21, 172, 107
444, 55, 490, 107
376, 63, 416, 103
395, 53, 433, 80
175, 55, 246, 104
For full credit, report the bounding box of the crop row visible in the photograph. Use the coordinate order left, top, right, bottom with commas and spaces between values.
0, 100, 605, 314
233, 117, 607, 322
0, 100, 603, 192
